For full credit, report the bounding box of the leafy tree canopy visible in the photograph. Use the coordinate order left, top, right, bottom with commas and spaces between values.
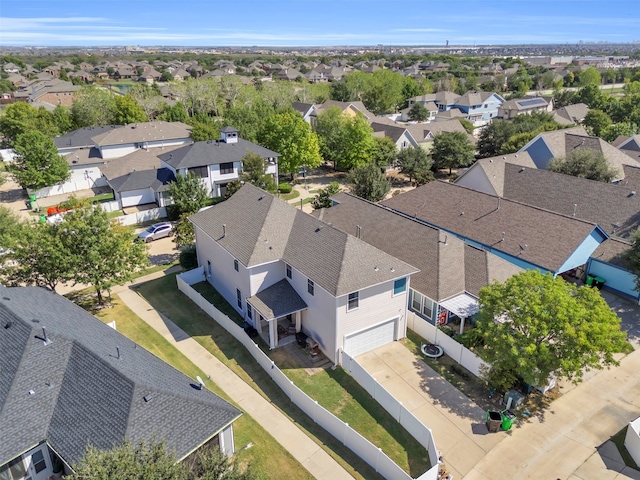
11, 130, 70, 190
113, 94, 148, 125
370, 136, 397, 170
240, 151, 276, 192
347, 162, 390, 202
431, 131, 475, 174
396, 146, 433, 186
476, 270, 628, 391
0, 102, 60, 147
407, 102, 429, 122
548, 149, 620, 183
71, 86, 117, 127
311, 181, 340, 209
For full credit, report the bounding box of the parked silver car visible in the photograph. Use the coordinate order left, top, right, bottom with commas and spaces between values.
137, 222, 173, 243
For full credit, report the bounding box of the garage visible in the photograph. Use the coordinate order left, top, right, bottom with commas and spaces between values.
120, 188, 155, 208
343, 317, 397, 357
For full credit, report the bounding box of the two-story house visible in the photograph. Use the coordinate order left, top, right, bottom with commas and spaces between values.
189, 184, 418, 362
159, 127, 280, 198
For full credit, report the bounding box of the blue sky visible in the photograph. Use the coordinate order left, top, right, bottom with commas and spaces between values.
1, 0, 639, 47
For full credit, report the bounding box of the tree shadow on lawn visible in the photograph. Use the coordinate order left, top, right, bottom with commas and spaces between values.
135, 275, 384, 480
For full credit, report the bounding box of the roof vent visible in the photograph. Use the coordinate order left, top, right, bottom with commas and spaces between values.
4, 320, 12, 329
519, 167, 525, 173
315, 226, 323, 232
630, 191, 636, 197
143, 394, 153, 403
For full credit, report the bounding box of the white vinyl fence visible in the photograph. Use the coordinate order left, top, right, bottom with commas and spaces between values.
177, 269, 438, 480
115, 207, 167, 226
626, 417, 640, 467
407, 311, 488, 377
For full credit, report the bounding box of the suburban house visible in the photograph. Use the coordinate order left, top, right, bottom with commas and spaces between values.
517, 127, 640, 178
292, 102, 318, 126
370, 119, 421, 151
615, 134, 640, 164
0, 286, 241, 479
459, 160, 640, 298
405, 119, 476, 156
381, 181, 609, 277
312, 100, 375, 121
159, 127, 279, 198
106, 167, 177, 209
12, 79, 80, 106
454, 152, 538, 196
34, 122, 192, 199
406, 91, 504, 127
405, 95, 439, 122
552, 103, 590, 125
497, 96, 552, 119
189, 184, 418, 362
316, 193, 523, 333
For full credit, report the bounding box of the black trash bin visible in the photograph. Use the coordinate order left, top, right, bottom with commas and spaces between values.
486, 410, 502, 432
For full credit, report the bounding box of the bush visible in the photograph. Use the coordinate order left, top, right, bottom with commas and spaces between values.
179, 245, 198, 270
278, 183, 293, 194
165, 204, 180, 221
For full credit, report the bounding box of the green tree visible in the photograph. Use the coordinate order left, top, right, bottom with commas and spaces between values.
578, 67, 602, 87
548, 149, 619, 183
407, 102, 429, 122
601, 122, 640, 143
52, 104, 74, 134
347, 162, 390, 202
160, 71, 174, 82
626, 228, 640, 295
311, 181, 340, 209
458, 118, 475, 135
583, 109, 612, 137
240, 151, 276, 192
257, 110, 321, 178
11, 130, 70, 190
190, 122, 222, 142
431, 131, 475, 174
371, 136, 398, 170
71, 86, 117, 127
113, 94, 148, 124
167, 172, 209, 247
476, 270, 628, 391
315, 107, 375, 171
396, 146, 433, 185
0, 220, 70, 291
0, 102, 59, 146
56, 205, 149, 304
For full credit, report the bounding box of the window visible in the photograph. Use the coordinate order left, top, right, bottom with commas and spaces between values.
0, 456, 26, 480
411, 290, 422, 311
236, 289, 242, 309
219, 162, 234, 174
422, 297, 433, 320
347, 292, 359, 311
234, 259, 239, 272
247, 305, 252, 320
307, 279, 314, 296
31, 449, 46, 474
286, 264, 292, 279
189, 165, 208, 178
393, 278, 407, 295
207, 260, 212, 277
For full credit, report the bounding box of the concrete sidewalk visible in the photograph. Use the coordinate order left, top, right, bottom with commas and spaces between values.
113, 277, 353, 480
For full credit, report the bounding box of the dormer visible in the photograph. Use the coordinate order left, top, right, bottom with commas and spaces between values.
220, 126, 239, 144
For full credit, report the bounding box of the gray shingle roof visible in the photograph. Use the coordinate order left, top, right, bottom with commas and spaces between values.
501, 162, 640, 239
160, 139, 280, 170
454, 152, 536, 196
190, 184, 417, 297
246, 279, 307, 320
381, 181, 605, 273
100, 145, 183, 180
91, 122, 191, 147
107, 168, 176, 193
0, 286, 241, 467
54, 126, 118, 150
319, 193, 521, 301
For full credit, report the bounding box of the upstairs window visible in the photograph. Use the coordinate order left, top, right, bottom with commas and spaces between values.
220, 162, 234, 174
286, 264, 292, 279
307, 279, 314, 296
189, 165, 208, 178
394, 278, 407, 296
347, 292, 359, 311
234, 259, 239, 272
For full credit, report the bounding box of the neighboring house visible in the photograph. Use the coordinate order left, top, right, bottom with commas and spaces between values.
12, 79, 80, 106
54, 126, 118, 156
91, 121, 192, 160
405, 119, 476, 155
317, 193, 523, 333
292, 102, 317, 126
370, 120, 421, 150
0, 286, 241, 479
454, 152, 538, 196
381, 181, 608, 277
400, 97, 438, 122
408, 90, 504, 126
497, 96, 552, 119
189, 184, 418, 362
107, 168, 176, 209
615, 135, 640, 164
552, 103, 590, 125
312, 100, 375, 121
518, 127, 640, 177
159, 127, 280, 198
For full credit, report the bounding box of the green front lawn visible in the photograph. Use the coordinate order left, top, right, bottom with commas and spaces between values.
87, 293, 313, 480
136, 274, 384, 480
137, 274, 431, 478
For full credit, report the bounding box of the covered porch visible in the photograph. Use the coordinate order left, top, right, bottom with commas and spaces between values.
438, 292, 479, 335
246, 279, 307, 349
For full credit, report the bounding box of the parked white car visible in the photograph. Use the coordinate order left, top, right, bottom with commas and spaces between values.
137, 222, 173, 243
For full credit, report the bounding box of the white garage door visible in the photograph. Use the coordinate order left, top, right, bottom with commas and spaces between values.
121, 188, 155, 207
344, 318, 397, 357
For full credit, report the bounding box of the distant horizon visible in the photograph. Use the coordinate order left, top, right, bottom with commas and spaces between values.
1, 0, 639, 48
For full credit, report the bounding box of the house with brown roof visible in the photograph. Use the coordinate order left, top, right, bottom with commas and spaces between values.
552, 103, 590, 125
317, 193, 522, 333
190, 184, 418, 362
381, 181, 609, 277
498, 96, 552, 120
615, 135, 640, 164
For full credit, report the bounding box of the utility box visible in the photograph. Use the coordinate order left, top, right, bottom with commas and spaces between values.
504, 389, 525, 408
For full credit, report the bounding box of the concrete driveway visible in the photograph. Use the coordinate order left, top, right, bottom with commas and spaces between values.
358, 338, 640, 479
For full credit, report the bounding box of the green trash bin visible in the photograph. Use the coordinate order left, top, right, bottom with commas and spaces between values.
585, 275, 594, 286
501, 410, 516, 431
29, 194, 37, 202
39, 215, 47, 223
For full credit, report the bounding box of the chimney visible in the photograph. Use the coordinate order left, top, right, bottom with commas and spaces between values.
356, 225, 361, 238
222, 224, 226, 237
